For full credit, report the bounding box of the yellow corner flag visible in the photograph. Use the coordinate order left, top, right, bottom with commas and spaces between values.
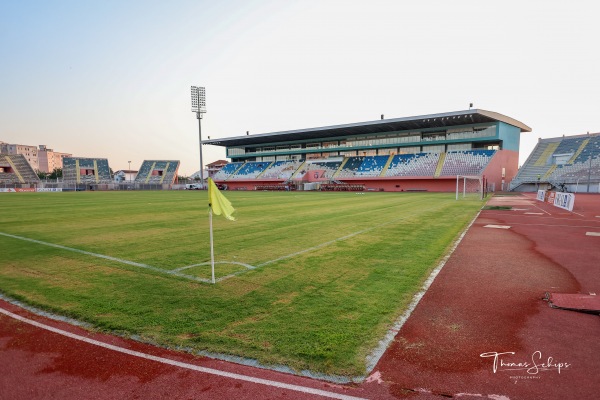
208, 178, 235, 221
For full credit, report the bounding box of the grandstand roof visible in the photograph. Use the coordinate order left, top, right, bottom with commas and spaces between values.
204, 109, 531, 147
538, 131, 600, 143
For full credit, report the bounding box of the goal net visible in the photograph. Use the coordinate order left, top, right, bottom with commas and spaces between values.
456, 175, 485, 200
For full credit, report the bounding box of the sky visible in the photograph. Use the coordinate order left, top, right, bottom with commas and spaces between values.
1, 0, 599, 175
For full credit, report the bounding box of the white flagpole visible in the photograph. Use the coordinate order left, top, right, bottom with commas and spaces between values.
209, 208, 215, 284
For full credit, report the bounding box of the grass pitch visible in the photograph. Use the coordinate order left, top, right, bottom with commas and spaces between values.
0, 191, 483, 376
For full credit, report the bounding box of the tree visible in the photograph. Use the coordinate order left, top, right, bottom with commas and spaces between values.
48, 168, 62, 180
36, 170, 48, 180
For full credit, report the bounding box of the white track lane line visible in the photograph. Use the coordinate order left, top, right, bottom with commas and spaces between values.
507, 222, 600, 229
0, 307, 367, 400
532, 202, 552, 215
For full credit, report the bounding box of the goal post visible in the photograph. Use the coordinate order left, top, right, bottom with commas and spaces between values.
456, 175, 485, 200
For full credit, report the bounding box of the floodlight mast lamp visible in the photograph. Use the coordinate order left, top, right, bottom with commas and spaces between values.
191, 86, 207, 188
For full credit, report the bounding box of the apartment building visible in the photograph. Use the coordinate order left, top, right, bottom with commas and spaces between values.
0, 142, 39, 171
37, 145, 72, 173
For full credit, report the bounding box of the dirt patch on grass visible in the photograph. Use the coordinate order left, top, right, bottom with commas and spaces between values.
176, 333, 201, 340
272, 292, 299, 305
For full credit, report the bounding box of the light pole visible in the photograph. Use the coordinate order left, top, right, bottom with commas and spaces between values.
191, 86, 207, 188
128, 160, 131, 182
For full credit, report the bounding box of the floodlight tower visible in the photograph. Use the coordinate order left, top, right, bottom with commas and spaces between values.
191, 86, 207, 188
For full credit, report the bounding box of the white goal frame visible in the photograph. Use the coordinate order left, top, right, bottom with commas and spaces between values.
456, 175, 484, 200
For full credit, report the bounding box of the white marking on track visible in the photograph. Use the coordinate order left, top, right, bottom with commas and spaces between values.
507, 222, 600, 229
586, 232, 600, 236
482, 213, 600, 224
0, 307, 367, 400
484, 225, 511, 229
532, 203, 552, 215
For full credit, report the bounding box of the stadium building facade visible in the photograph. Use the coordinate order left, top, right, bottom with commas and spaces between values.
204, 109, 530, 192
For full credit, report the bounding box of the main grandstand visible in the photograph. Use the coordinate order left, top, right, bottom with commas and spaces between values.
205, 109, 531, 192
510, 132, 600, 192
0, 153, 40, 185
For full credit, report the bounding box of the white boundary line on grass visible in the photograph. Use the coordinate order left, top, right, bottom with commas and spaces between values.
0, 307, 367, 400
1, 201, 457, 287
1, 200, 453, 286
0, 232, 212, 284
171, 202, 453, 283
173, 261, 256, 272
255, 207, 449, 268
0, 198, 478, 384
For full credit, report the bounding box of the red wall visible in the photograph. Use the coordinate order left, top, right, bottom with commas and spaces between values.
223, 179, 281, 191
221, 177, 459, 192
340, 177, 458, 192
481, 150, 518, 191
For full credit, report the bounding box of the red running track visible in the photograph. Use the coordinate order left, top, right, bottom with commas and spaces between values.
1, 193, 599, 399
370, 193, 600, 399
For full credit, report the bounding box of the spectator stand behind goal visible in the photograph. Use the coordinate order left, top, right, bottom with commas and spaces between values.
134, 160, 180, 185
0, 153, 40, 186
62, 157, 112, 186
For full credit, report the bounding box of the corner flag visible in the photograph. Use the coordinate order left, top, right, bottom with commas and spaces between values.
207, 177, 234, 284
208, 178, 235, 221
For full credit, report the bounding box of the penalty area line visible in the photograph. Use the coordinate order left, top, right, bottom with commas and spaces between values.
257, 203, 450, 268
0, 307, 367, 400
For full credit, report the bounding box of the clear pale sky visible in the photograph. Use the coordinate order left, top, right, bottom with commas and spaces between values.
1, 1, 598, 175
